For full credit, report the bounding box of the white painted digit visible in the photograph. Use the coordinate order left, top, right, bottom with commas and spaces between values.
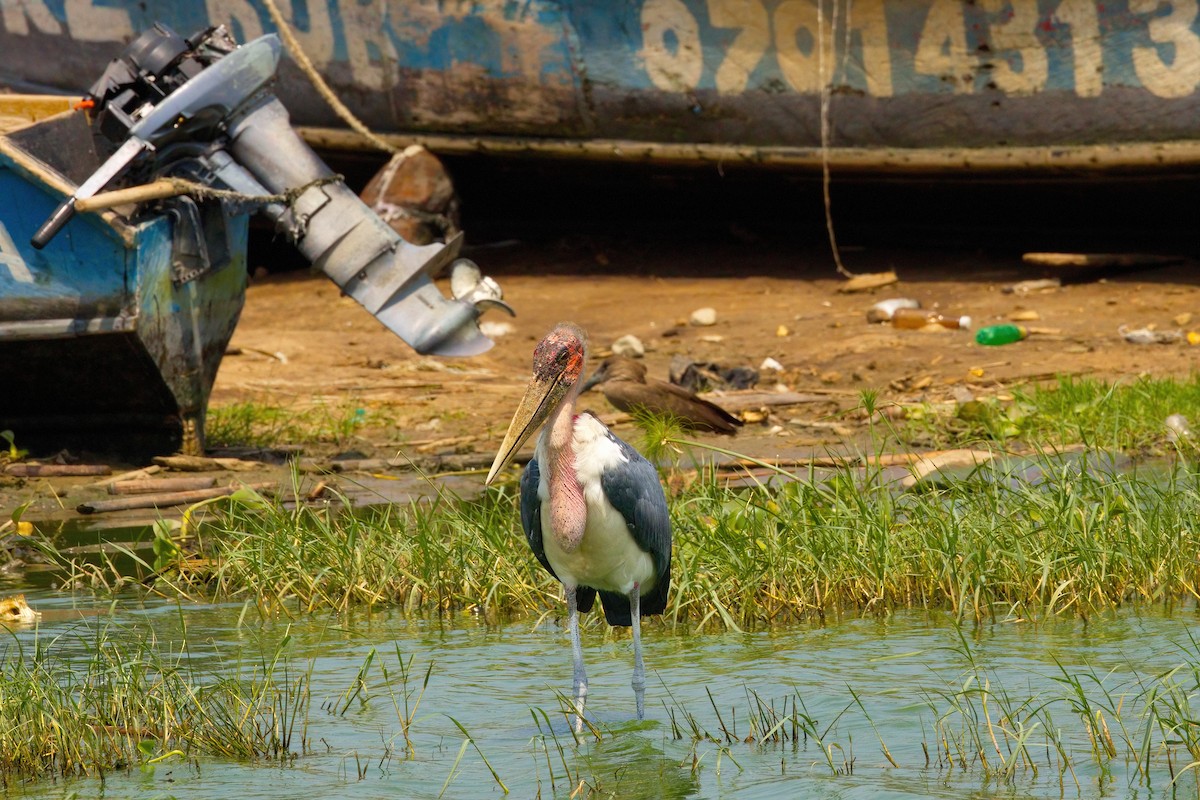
640, 0, 703, 91
1054, 0, 1102, 97
853, 0, 896, 97
1131, 0, 1200, 98
0, 221, 34, 284
707, 0, 769, 94
1, 0, 62, 36
914, 0, 974, 92
775, 0, 894, 97
774, 0, 826, 94
64, 0, 132, 42
981, 0, 1048, 94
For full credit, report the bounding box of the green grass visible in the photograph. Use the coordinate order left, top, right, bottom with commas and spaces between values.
894, 374, 1200, 453
52, 449, 1200, 630
206, 399, 379, 449
0, 617, 309, 782
45, 375, 1200, 628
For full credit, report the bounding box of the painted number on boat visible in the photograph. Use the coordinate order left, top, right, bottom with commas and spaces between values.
3, 0, 1199, 99
640, 0, 1200, 99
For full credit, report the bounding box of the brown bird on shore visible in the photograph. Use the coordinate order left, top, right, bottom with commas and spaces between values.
580, 356, 743, 434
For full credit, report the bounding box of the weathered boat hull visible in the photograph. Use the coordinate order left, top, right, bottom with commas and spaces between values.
4, 1, 1200, 172
0, 108, 247, 456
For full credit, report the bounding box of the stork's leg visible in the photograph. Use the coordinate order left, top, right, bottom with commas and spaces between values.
630, 583, 646, 720
565, 585, 588, 732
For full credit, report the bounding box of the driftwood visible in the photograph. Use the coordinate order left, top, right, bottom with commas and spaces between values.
5, 464, 112, 477
108, 476, 218, 495
836, 271, 899, 293
86, 466, 162, 487
1022, 252, 1183, 269
77, 482, 274, 514
152, 455, 263, 472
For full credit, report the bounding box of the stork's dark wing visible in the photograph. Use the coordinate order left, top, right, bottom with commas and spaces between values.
520, 457, 596, 613
597, 434, 673, 624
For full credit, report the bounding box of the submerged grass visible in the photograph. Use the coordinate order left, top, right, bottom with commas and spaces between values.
0, 617, 309, 782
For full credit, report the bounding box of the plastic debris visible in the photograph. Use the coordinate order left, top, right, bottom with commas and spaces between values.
892, 308, 971, 330
669, 357, 759, 392
1118, 325, 1183, 344
611, 334, 645, 358
866, 297, 921, 323
1166, 414, 1193, 443
976, 324, 1028, 346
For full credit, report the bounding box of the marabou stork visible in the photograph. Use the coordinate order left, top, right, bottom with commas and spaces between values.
486, 323, 672, 727
581, 355, 743, 435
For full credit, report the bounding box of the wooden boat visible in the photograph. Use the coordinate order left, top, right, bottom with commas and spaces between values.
0, 96, 250, 457
4, 1, 1200, 174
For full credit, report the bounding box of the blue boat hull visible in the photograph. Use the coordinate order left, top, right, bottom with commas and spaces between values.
4, 1, 1200, 169
0, 110, 248, 456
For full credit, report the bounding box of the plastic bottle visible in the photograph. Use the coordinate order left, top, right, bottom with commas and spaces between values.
890, 307, 971, 330
975, 324, 1028, 346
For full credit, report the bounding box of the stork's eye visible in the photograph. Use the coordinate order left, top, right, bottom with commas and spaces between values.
7, 608, 17, 615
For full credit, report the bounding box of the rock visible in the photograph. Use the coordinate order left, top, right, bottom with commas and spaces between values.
760, 357, 784, 372
610, 334, 645, 358
690, 307, 718, 326
359, 145, 460, 245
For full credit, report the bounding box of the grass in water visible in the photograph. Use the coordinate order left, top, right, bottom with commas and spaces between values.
0, 617, 309, 782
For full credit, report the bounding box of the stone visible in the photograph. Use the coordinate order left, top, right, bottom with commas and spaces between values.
690, 307, 718, 326
359, 145, 461, 245
610, 334, 645, 358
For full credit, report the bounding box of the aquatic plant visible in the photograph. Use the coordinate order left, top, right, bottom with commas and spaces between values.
0, 618, 309, 782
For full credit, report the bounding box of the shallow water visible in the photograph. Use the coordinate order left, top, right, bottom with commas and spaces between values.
4, 587, 1200, 800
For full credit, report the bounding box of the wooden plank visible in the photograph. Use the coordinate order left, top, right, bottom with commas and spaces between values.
0, 94, 76, 133
77, 482, 274, 514
5, 463, 111, 477
108, 477, 219, 495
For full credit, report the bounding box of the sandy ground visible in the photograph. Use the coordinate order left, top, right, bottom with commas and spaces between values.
212, 234, 1200, 460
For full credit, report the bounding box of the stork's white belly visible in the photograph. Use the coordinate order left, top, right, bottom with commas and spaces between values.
541, 495, 656, 595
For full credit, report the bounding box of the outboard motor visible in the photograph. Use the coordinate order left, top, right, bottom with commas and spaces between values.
5, 23, 508, 456
32, 23, 503, 358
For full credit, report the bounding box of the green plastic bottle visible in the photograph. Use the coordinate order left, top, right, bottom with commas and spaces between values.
975, 324, 1028, 346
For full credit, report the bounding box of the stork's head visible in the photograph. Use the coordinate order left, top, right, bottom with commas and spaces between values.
486, 323, 588, 485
